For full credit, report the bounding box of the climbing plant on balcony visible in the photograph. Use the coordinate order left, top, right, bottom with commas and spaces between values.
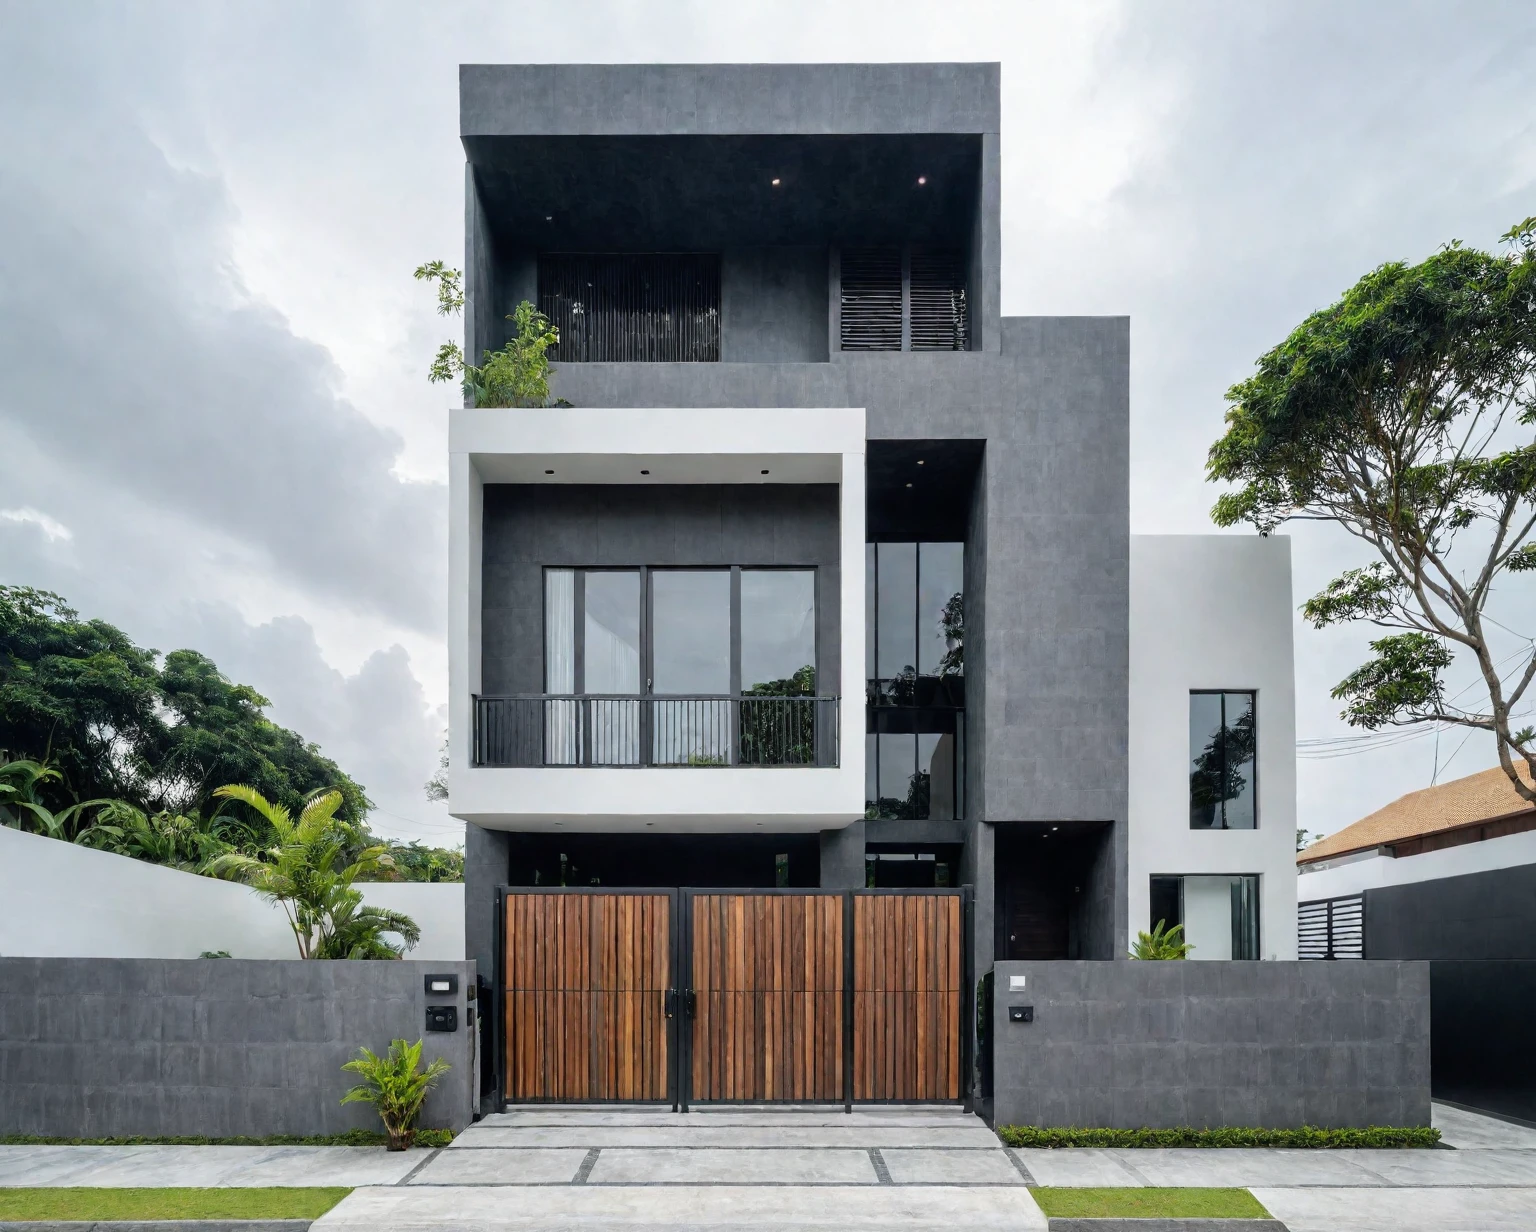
414, 261, 561, 408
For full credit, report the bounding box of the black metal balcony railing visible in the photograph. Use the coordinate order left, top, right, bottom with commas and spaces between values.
473, 695, 840, 768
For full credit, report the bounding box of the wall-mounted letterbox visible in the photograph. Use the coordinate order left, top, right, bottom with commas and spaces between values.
426, 1005, 458, 1032
1009, 1005, 1034, 1024
424, 973, 459, 997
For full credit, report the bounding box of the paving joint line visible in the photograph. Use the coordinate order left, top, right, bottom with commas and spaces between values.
572, 1147, 601, 1184
1005, 1147, 1036, 1185
449, 1144, 1000, 1151
394, 1148, 441, 1185
868, 1147, 893, 1184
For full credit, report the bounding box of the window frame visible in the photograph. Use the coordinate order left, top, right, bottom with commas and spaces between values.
1188, 688, 1259, 831
543, 564, 819, 698
1148, 872, 1262, 960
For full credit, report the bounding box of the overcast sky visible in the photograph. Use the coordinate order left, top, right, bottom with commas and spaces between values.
2, 1, 1532, 846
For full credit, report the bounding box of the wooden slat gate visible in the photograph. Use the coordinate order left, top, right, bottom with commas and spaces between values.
499, 886, 969, 1108
501, 889, 676, 1103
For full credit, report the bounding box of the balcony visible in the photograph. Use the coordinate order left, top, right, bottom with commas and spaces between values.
473, 694, 840, 768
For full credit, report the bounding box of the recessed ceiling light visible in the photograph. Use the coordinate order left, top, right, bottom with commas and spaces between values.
905, 482, 913, 488
544, 469, 554, 475
917, 459, 925, 465
771, 177, 781, 186
761, 469, 770, 475
545, 215, 553, 222
916, 175, 927, 186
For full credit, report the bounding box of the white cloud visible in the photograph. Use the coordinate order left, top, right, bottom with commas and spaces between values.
0, 507, 73, 542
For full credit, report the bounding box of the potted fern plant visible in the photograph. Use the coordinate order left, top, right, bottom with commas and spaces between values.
340, 1039, 451, 1150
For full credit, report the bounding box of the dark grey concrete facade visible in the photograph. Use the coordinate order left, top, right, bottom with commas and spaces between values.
458, 63, 1129, 987
990, 960, 1431, 1130
480, 483, 841, 697
0, 959, 477, 1138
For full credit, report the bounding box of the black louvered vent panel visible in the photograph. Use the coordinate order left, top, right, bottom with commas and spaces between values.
538, 254, 720, 363
1298, 894, 1365, 960
839, 249, 903, 351
909, 249, 969, 351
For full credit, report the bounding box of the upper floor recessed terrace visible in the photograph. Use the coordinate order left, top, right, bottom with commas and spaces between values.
460, 64, 1002, 367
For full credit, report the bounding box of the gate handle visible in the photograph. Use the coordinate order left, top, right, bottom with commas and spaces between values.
664, 989, 677, 1019
685, 990, 697, 1019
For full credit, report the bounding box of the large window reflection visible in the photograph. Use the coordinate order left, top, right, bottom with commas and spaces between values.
865, 541, 965, 820
1189, 691, 1257, 829
539, 565, 820, 767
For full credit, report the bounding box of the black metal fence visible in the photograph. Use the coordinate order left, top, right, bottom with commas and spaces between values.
473, 695, 839, 768
1298, 893, 1365, 959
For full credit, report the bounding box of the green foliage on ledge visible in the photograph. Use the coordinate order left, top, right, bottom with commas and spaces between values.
998, 1124, 1441, 1149
0, 1128, 454, 1148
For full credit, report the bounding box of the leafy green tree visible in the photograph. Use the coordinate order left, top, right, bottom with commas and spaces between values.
204, 784, 415, 959
1208, 219, 1536, 804
153, 650, 369, 825
0, 587, 163, 806
415, 261, 561, 408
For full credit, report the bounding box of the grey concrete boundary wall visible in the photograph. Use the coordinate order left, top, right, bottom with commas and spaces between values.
991, 960, 1429, 1130
0, 959, 476, 1139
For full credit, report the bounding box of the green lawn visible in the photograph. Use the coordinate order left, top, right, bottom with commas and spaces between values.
1030, 1187, 1272, 1219
0, 1187, 351, 1221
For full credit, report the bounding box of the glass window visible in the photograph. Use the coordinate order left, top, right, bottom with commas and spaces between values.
1189, 691, 1257, 829
652, 571, 731, 694
865, 543, 876, 681
918, 542, 964, 676
740, 570, 815, 694
583, 572, 641, 694
1153, 874, 1260, 960
545, 569, 575, 693
877, 732, 918, 814
919, 732, 956, 821
876, 542, 917, 679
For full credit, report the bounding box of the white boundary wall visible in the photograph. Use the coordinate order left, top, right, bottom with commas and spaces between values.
1128, 534, 1299, 960
0, 825, 464, 961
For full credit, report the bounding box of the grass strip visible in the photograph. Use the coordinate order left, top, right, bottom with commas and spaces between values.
0, 1128, 453, 1148
1000, 1124, 1440, 1149
0, 1187, 351, 1221
1031, 1187, 1272, 1219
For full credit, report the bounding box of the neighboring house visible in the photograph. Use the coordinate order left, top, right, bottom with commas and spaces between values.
1298, 763, 1536, 1122
448, 62, 1298, 1108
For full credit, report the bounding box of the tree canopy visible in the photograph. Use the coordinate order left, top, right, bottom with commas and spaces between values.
1208, 219, 1536, 802
0, 585, 369, 823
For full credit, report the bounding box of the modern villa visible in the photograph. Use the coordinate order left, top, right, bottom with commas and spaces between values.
448, 62, 1299, 1111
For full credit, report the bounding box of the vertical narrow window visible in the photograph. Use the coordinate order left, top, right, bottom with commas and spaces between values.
739, 570, 816, 694
918, 542, 964, 676
544, 570, 576, 693
1149, 876, 1183, 936
583, 573, 641, 694
865, 543, 877, 681
544, 569, 577, 765
876, 543, 917, 681
878, 732, 918, 816
652, 570, 731, 764
1189, 690, 1258, 829
1230, 875, 1260, 960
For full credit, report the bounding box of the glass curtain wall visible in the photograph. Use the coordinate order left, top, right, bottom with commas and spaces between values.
866, 542, 964, 819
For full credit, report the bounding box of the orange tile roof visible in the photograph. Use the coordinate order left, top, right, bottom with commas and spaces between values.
1298, 761, 1536, 865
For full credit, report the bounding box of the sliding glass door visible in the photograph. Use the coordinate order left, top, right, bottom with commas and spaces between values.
542, 566, 818, 766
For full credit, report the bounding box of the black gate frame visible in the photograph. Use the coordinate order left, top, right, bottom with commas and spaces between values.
494, 884, 975, 1113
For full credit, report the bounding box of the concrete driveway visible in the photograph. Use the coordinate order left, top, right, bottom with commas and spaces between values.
311, 1105, 1047, 1231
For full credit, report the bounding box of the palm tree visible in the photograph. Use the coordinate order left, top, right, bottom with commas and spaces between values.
1, 757, 117, 842
204, 784, 416, 960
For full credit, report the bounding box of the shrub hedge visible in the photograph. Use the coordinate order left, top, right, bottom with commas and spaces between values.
997, 1124, 1441, 1149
